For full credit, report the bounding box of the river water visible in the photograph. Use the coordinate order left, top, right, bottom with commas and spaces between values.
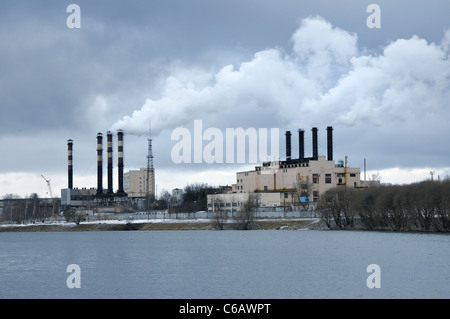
0, 230, 448, 299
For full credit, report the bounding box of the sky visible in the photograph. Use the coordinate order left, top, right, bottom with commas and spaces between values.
1, 0, 449, 199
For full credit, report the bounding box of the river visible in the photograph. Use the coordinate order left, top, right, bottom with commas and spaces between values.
0, 230, 448, 299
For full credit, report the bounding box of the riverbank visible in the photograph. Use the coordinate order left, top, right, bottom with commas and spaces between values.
0, 217, 325, 232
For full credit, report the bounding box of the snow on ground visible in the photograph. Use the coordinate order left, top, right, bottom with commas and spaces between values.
0, 217, 321, 228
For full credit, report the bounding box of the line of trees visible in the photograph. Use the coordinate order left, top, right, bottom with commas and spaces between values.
160, 182, 225, 215
1, 193, 60, 224
317, 180, 450, 232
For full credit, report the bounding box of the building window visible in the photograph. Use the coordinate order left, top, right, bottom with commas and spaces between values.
313, 191, 319, 202
325, 174, 332, 183
350, 173, 356, 177
313, 174, 320, 184
264, 186, 268, 191
284, 192, 289, 198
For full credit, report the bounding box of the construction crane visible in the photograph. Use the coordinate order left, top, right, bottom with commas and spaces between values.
41, 175, 57, 215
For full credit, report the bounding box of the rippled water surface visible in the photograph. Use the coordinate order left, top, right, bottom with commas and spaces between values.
0, 230, 448, 298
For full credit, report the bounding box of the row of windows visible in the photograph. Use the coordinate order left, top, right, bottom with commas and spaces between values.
208, 202, 242, 207
238, 172, 358, 190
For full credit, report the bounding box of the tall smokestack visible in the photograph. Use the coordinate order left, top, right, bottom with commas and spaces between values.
312, 127, 318, 160
96, 133, 103, 196
327, 126, 333, 161
117, 129, 126, 195
67, 139, 73, 189
285, 131, 292, 162
298, 129, 304, 161
107, 131, 113, 195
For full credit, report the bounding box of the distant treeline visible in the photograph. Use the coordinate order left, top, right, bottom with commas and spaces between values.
1, 194, 60, 224
317, 180, 450, 232
166, 182, 226, 213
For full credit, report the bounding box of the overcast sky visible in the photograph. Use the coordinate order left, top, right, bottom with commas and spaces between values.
1, 0, 449, 198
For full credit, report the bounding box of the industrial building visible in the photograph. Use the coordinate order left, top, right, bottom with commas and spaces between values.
207, 126, 361, 213
61, 130, 128, 208
61, 128, 158, 211
124, 168, 155, 199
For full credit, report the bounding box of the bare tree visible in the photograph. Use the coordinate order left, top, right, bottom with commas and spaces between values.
317, 187, 355, 229
433, 179, 450, 231
212, 197, 228, 230
63, 207, 86, 225
234, 193, 260, 230
293, 176, 314, 211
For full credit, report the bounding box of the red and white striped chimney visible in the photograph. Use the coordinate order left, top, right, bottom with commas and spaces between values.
117, 129, 126, 195
96, 132, 103, 196
67, 139, 73, 189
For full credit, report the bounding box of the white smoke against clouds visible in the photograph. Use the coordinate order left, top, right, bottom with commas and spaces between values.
112, 16, 450, 142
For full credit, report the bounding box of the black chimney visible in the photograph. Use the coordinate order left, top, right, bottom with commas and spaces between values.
327, 126, 333, 161
312, 127, 318, 160
285, 131, 292, 162
107, 131, 113, 195
298, 129, 304, 161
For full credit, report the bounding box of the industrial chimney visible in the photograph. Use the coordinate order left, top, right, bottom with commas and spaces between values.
285, 131, 292, 162
117, 129, 126, 196
312, 127, 318, 160
327, 126, 333, 161
298, 129, 304, 161
107, 131, 114, 195
67, 139, 73, 189
96, 133, 103, 196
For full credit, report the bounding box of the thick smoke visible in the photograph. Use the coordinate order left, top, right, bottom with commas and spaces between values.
112, 16, 450, 140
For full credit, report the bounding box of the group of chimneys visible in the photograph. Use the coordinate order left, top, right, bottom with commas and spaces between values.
67, 127, 333, 194
67, 130, 127, 197
285, 126, 333, 162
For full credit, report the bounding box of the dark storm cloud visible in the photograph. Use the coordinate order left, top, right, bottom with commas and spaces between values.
2, 0, 448, 134
1, 0, 449, 197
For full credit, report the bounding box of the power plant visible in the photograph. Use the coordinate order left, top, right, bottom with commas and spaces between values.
208, 125, 362, 211
61, 129, 157, 211
284, 126, 333, 164
61, 130, 129, 209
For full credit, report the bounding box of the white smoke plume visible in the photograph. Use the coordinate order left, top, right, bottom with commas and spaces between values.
112, 16, 450, 137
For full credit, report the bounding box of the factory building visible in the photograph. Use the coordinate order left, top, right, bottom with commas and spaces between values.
61, 130, 128, 208
207, 126, 361, 212
124, 168, 155, 199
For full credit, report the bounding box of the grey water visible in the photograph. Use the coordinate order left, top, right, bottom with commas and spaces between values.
0, 230, 448, 299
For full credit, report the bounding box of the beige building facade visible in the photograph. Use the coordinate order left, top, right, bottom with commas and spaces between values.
235, 156, 360, 200
124, 168, 155, 198
208, 156, 361, 212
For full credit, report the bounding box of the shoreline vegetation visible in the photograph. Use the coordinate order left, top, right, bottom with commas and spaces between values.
1, 180, 448, 233
0, 216, 448, 233
317, 180, 450, 232
0, 218, 325, 232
